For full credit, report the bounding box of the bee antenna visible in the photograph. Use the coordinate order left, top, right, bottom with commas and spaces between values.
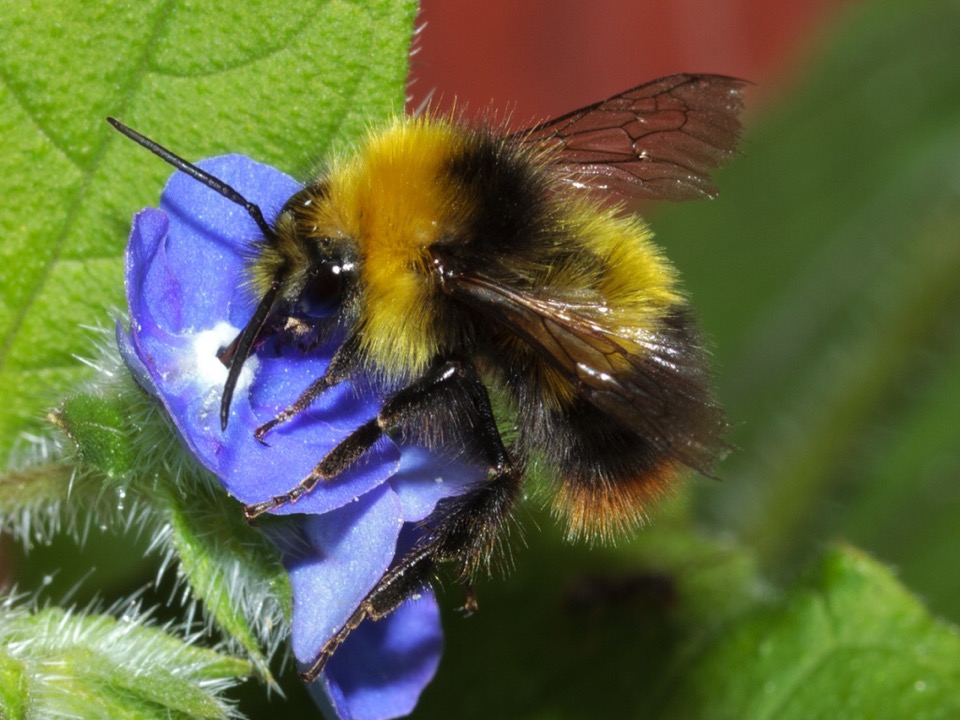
219, 283, 281, 431
106, 117, 277, 243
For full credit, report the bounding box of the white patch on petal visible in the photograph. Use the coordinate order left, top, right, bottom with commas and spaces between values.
188, 322, 259, 416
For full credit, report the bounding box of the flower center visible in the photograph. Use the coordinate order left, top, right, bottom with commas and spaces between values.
190, 322, 260, 398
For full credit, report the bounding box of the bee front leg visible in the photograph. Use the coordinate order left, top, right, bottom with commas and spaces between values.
252, 332, 363, 443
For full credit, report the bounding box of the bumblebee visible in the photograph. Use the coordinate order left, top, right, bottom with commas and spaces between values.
109, 73, 745, 679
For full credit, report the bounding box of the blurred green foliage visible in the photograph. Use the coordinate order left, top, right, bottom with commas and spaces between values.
2, 0, 959, 718
657, 0, 960, 621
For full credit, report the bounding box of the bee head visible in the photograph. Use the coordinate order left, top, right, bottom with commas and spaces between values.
264, 185, 358, 322
218, 183, 360, 431
104, 118, 359, 432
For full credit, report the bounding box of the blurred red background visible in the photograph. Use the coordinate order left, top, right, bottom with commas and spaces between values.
409, 0, 841, 127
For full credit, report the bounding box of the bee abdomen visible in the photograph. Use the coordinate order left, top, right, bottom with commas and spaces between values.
518, 398, 679, 541
512, 309, 726, 543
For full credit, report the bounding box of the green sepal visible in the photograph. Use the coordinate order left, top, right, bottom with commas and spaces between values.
0, 649, 26, 720
49, 392, 134, 478
164, 481, 292, 684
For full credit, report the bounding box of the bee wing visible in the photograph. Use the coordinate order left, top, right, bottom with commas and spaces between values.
508, 74, 748, 202
447, 272, 727, 474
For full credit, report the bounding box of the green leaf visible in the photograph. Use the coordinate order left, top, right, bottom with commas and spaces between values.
0, 598, 250, 720
0, 0, 418, 468
656, 546, 960, 719
419, 524, 960, 719
416, 506, 763, 719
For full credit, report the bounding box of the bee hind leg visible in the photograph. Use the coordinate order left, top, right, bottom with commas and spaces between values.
301, 461, 521, 681
300, 544, 437, 682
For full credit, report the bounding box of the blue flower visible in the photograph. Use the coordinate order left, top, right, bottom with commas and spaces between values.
118, 154, 482, 719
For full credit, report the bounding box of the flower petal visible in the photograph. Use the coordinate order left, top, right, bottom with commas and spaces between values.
124, 156, 402, 514
285, 485, 403, 665
390, 445, 485, 523
125, 207, 176, 334
159, 155, 298, 330
311, 591, 443, 720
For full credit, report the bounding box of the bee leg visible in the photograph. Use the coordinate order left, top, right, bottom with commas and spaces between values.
253, 332, 363, 443
302, 466, 521, 680
245, 356, 515, 519
244, 416, 386, 519
298, 360, 521, 679
457, 582, 479, 615
300, 544, 437, 682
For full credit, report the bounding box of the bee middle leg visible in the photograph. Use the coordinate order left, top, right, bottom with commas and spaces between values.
244, 356, 518, 520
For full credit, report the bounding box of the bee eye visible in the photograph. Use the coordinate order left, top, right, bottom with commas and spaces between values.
296, 261, 344, 318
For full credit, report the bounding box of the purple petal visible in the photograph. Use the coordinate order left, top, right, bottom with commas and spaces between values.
115, 320, 159, 399
125, 207, 174, 338
311, 592, 443, 720
285, 485, 403, 664
390, 445, 484, 523
159, 155, 298, 330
